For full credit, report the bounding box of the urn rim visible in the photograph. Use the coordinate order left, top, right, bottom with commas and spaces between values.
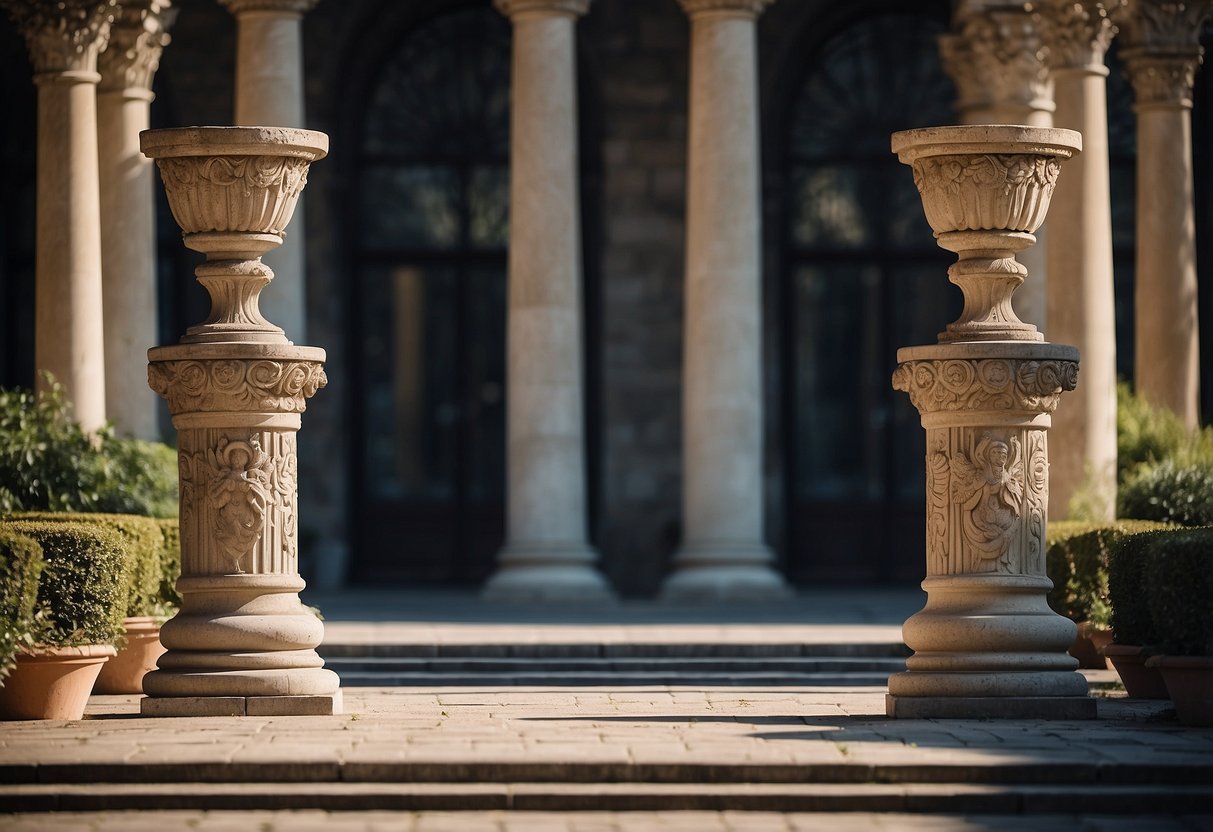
139, 126, 329, 161
891, 125, 1081, 163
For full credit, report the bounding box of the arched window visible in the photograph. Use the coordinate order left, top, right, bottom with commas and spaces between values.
781, 11, 957, 584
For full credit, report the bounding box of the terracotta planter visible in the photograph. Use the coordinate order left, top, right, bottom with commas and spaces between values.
1104, 643, 1169, 699
0, 645, 117, 720
1069, 622, 1113, 669
1147, 655, 1213, 726
94, 617, 166, 695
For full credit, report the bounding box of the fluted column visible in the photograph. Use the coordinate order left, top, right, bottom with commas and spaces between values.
2, 0, 113, 431
940, 1, 1054, 331
1035, 0, 1119, 519
1115, 0, 1212, 430
219, 0, 315, 344
97, 0, 171, 440
661, 0, 789, 601
483, 0, 613, 602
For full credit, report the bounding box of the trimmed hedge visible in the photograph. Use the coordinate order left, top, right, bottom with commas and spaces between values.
0, 529, 45, 680
0, 521, 126, 646
1145, 527, 1213, 656
1045, 520, 1172, 628
156, 518, 181, 610
1107, 530, 1171, 647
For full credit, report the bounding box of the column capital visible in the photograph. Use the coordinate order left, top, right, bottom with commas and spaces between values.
494, 0, 590, 19
219, 0, 317, 16
98, 0, 173, 94
939, 5, 1054, 115
1114, 0, 1212, 107
1, 0, 116, 75
677, 0, 772, 18
1033, 0, 1119, 72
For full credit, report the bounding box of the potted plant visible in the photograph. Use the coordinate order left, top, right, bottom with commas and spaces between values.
1105, 529, 1171, 699
0, 529, 45, 685
1144, 528, 1213, 726
0, 521, 126, 720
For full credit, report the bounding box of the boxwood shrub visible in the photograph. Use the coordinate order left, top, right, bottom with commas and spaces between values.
0, 529, 45, 680
0, 521, 126, 646
156, 518, 181, 610
1145, 527, 1213, 656
1119, 460, 1213, 527
1107, 529, 1171, 647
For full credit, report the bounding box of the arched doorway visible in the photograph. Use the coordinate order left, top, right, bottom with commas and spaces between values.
780, 11, 957, 584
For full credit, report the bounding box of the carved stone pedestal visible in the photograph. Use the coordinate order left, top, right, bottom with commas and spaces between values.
139, 127, 340, 717
888, 126, 1094, 720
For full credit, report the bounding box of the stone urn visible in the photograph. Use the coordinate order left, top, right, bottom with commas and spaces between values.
887, 125, 1094, 719
139, 127, 340, 717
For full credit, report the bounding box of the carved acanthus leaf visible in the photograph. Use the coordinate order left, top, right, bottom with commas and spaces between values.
1, 0, 116, 74
892, 358, 1079, 415
1034, 0, 1119, 70
97, 0, 172, 93
939, 8, 1053, 112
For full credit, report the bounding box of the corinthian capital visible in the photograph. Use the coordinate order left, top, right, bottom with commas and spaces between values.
1034, 0, 1120, 71
494, 0, 590, 19
98, 0, 173, 93
1114, 0, 1213, 107
940, 6, 1054, 114
677, 0, 773, 18
219, 0, 317, 16
1, 0, 117, 74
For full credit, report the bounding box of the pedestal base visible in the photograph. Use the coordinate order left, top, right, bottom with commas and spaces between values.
483, 547, 615, 603
886, 692, 1096, 720
661, 544, 791, 602
141, 690, 342, 717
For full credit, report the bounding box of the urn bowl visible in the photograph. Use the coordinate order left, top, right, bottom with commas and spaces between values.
140, 127, 328, 242
891, 125, 1081, 237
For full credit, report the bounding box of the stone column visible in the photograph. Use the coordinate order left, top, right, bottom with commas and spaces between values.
2, 0, 113, 432
97, 0, 171, 440
141, 126, 340, 717
939, 1, 1054, 332
1034, 0, 1119, 520
889, 125, 1095, 720
219, 0, 315, 344
661, 0, 789, 601
483, 0, 613, 602
1115, 0, 1212, 430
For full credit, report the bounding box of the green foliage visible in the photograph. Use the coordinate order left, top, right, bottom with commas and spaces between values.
1116, 382, 1195, 480
0, 380, 177, 519
1119, 460, 1213, 527
1108, 530, 1169, 647
0, 521, 126, 646
156, 518, 181, 610
0, 530, 45, 681
1046, 520, 1173, 628
1144, 528, 1213, 656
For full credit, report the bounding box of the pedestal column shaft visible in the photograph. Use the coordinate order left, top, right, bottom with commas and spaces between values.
484, 0, 611, 601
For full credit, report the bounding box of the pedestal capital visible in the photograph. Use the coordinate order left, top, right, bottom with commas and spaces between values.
677, 0, 772, 19
494, 0, 590, 20
98, 0, 172, 94
1033, 0, 1119, 72
219, 0, 317, 17
893, 354, 1079, 418
1115, 0, 1211, 106
2, 0, 116, 75
939, 5, 1054, 115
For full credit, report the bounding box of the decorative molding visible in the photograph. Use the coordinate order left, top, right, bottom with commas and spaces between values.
677, 0, 772, 17
148, 358, 327, 415
1124, 52, 1203, 105
892, 358, 1079, 415
219, 0, 317, 15
1, 0, 116, 74
494, 0, 590, 18
155, 155, 310, 236
939, 8, 1053, 113
1034, 0, 1119, 70
97, 0, 172, 93
912, 153, 1061, 201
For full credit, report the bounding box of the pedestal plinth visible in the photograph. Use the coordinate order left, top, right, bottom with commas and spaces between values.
139, 126, 340, 716
888, 125, 1094, 720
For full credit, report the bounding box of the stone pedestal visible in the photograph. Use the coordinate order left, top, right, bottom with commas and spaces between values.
483, 0, 613, 603
140, 126, 340, 717
888, 125, 1095, 720
3, 0, 114, 432
97, 0, 171, 440
662, 0, 789, 602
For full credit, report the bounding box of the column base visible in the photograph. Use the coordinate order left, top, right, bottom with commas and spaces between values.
886, 692, 1096, 720
483, 544, 615, 603
141, 690, 342, 717
661, 543, 791, 602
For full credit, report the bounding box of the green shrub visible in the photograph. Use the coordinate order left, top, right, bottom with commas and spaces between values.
0, 530, 45, 680
1118, 460, 1213, 527
1046, 520, 1172, 628
0, 521, 126, 646
156, 518, 181, 610
1117, 382, 1192, 481
1145, 527, 1213, 656
1108, 529, 1173, 647
0, 381, 177, 518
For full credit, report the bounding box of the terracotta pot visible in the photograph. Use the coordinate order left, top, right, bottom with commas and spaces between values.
94, 617, 166, 695
1147, 655, 1213, 726
1104, 643, 1169, 699
1069, 622, 1113, 669
0, 645, 117, 720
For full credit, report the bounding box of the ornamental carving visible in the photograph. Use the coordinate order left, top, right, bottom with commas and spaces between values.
893, 358, 1079, 415
1034, 0, 1118, 70
155, 156, 309, 235
939, 9, 1052, 112
926, 433, 951, 573
1123, 54, 1202, 105
2, 0, 116, 74
202, 436, 274, 573
148, 359, 327, 415
97, 0, 172, 94
1025, 430, 1049, 575
912, 154, 1061, 201
1114, 0, 1213, 51
950, 434, 1024, 573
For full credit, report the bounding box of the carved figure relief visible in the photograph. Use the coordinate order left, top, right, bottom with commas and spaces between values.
950, 433, 1024, 572
204, 436, 274, 573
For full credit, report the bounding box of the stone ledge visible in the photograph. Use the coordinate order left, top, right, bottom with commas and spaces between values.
886, 693, 1098, 720
141, 692, 342, 718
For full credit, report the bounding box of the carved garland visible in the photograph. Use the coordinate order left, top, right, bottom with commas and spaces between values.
892, 358, 1078, 415
912, 154, 1061, 200
148, 359, 327, 415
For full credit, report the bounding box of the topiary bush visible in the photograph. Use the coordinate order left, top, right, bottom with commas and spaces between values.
156, 518, 181, 610
0, 530, 45, 681
1118, 460, 1213, 527
1146, 527, 1213, 657
0, 521, 126, 647
1108, 529, 1172, 648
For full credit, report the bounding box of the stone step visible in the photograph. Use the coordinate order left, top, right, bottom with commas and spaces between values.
330, 670, 898, 687
317, 642, 913, 659
1, 782, 1209, 814
323, 657, 908, 672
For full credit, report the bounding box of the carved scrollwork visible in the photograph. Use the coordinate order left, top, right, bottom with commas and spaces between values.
912, 154, 1061, 199
148, 358, 326, 415
155, 155, 309, 235
926, 433, 951, 574
893, 357, 1078, 416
